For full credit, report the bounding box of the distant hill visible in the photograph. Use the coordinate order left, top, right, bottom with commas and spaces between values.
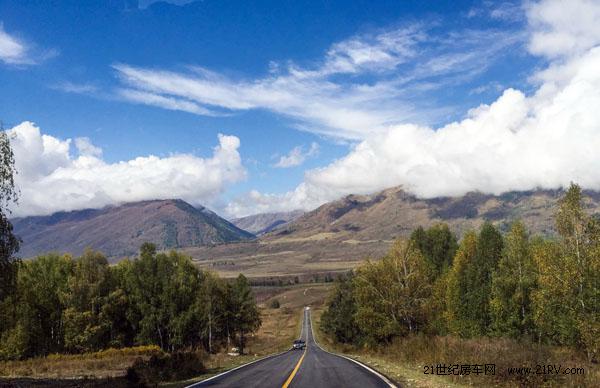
231, 210, 304, 235
12, 199, 255, 259
264, 186, 600, 241
186, 186, 600, 279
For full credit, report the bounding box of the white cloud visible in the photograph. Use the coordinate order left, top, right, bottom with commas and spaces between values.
8, 122, 246, 217
0, 24, 29, 65
74, 137, 102, 157
113, 24, 522, 140
0, 23, 57, 66
274, 142, 319, 168
137, 0, 197, 9
51, 81, 98, 94
467, 1, 524, 22
116, 88, 219, 116
527, 0, 600, 58
225, 0, 600, 217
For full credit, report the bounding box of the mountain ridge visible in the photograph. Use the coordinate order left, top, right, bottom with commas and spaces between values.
12, 199, 254, 259
183, 186, 600, 278
264, 186, 600, 240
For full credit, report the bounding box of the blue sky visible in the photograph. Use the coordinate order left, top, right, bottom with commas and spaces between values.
2, 0, 600, 218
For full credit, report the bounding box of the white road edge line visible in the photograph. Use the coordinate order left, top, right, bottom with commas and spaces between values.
308, 310, 398, 388
185, 349, 290, 387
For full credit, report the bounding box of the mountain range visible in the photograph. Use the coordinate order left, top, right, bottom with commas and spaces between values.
183, 186, 600, 278
13, 186, 600, 273
12, 199, 254, 259
264, 186, 600, 240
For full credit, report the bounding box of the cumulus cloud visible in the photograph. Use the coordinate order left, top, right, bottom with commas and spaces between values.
527, 0, 600, 58
274, 143, 319, 168
7, 122, 246, 217
225, 0, 600, 217
113, 23, 522, 140
74, 137, 103, 157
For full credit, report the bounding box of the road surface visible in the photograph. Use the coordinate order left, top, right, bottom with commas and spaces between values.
189, 308, 395, 388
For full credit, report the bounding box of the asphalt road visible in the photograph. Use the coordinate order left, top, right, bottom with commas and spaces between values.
189, 308, 395, 388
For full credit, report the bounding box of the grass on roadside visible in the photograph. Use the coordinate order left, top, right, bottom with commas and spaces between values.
313, 308, 599, 388
0, 345, 162, 380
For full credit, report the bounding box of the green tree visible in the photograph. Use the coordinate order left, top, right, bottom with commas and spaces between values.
0, 130, 20, 302
62, 249, 113, 353
445, 231, 479, 337
533, 184, 600, 360
465, 222, 503, 335
354, 239, 431, 344
425, 271, 450, 335
320, 273, 361, 344
410, 223, 458, 278
123, 243, 204, 351
490, 221, 537, 338
531, 239, 578, 345
162, 251, 204, 351
1, 254, 74, 358
196, 272, 230, 353
231, 274, 261, 354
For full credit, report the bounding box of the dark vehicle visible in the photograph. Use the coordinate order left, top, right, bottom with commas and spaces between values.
292, 339, 306, 350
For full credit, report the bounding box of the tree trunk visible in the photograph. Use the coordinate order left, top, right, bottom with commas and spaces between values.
208, 310, 213, 353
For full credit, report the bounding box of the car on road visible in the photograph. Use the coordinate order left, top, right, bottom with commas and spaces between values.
292, 339, 306, 350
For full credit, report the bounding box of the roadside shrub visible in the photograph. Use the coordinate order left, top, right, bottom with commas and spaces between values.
126, 351, 206, 384
0, 324, 28, 360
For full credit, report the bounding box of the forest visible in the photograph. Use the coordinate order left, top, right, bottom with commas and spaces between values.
0, 243, 261, 360
321, 183, 600, 363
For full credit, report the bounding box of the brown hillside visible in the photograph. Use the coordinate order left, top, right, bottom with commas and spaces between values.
186, 187, 600, 278
13, 199, 254, 259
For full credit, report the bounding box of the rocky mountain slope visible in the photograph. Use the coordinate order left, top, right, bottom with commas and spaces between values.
13, 199, 254, 259
264, 186, 600, 241
231, 210, 304, 235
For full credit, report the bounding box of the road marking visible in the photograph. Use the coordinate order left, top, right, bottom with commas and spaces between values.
282, 348, 306, 388
308, 313, 397, 388
185, 349, 290, 387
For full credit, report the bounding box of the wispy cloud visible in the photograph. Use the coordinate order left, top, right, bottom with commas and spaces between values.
51, 81, 99, 94
113, 23, 524, 140
274, 142, 319, 168
0, 24, 30, 65
137, 0, 197, 9
116, 88, 221, 116
467, 1, 524, 22
0, 23, 57, 66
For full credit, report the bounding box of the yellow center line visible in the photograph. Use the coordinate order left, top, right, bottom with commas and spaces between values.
282, 348, 307, 388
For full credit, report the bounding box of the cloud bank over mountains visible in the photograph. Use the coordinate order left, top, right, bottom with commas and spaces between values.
8, 122, 245, 217
225, 0, 600, 217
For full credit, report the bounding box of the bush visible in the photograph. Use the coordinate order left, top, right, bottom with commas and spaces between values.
126, 351, 206, 384
0, 324, 28, 360
268, 299, 280, 309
